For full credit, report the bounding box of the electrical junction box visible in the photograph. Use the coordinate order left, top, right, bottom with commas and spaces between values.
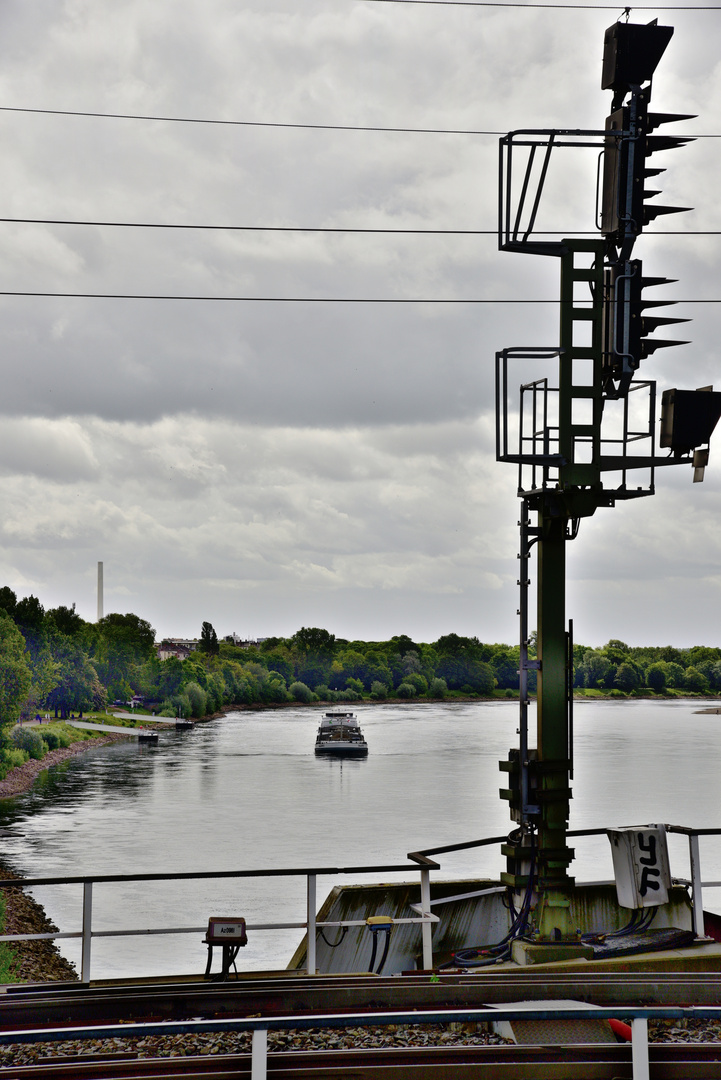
607, 825, 671, 909
205, 917, 247, 946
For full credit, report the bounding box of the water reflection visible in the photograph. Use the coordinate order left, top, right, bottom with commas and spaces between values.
0, 700, 719, 978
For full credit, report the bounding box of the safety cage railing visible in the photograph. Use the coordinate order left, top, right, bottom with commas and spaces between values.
495, 346, 658, 497
498, 128, 606, 253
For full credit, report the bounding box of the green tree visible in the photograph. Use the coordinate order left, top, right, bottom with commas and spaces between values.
156, 656, 185, 700
434, 635, 496, 694
93, 613, 156, 697
47, 641, 105, 718
664, 662, 686, 688
185, 681, 208, 718
14, 594, 47, 658
429, 677, 447, 699
292, 627, 335, 687
290, 680, 313, 703
46, 603, 85, 637
646, 662, 667, 691
0, 612, 32, 729
0, 588, 17, 619
684, 665, 710, 693
614, 662, 640, 692
579, 649, 610, 689
199, 621, 219, 656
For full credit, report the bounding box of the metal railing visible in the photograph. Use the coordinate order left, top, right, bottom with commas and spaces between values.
0, 1003, 719, 1080
0, 856, 442, 982
0, 824, 719, 983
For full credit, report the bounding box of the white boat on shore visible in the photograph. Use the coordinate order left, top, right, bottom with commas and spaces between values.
314, 711, 368, 757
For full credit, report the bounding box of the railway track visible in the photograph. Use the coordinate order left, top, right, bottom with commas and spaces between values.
2, 972, 721, 1078
3, 1043, 721, 1079
3, 970, 721, 1030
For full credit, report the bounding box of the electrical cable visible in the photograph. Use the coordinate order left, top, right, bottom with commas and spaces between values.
362, 0, 721, 9
440, 827, 536, 968
1, 218, 721, 235
0, 107, 719, 139
374, 929, 392, 974
0, 291, 717, 304
319, 926, 348, 948
0, 106, 503, 136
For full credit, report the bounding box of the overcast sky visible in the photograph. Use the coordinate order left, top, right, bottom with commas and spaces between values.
0, 0, 719, 647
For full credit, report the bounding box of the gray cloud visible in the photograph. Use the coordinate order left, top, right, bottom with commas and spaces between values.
0, 2, 716, 646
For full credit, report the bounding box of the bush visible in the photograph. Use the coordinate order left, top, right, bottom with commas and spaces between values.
428, 678, 447, 699
404, 672, 428, 694
11, 726, 46, 761
0, 748, 28, 778
261, 675, 290, 703
337, 688, 360, 702
185, 681, 208, 718
290, 681, 313, 703
41, 731, 60, 750
370, 681, 387, 700
396, 682, 417, 698
314, 685, 331, 700
169, 692, 192, 719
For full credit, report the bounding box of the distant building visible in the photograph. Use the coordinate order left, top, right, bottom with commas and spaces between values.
156, 639, 196, 661
226, 633, 263, 649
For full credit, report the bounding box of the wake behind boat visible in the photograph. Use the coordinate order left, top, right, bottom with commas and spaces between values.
314, 711, 368, 757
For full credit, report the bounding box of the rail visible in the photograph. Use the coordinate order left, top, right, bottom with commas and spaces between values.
0, 823, 719, 982
1, 1003, 720, 1080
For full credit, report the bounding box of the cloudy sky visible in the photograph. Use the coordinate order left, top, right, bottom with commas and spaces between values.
0, 0, 719, 647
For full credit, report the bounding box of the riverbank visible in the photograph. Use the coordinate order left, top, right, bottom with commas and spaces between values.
0, 732, 129, 801
0, 862, 78, 983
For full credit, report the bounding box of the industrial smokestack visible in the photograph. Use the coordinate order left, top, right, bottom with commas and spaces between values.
97, 561, 103, 622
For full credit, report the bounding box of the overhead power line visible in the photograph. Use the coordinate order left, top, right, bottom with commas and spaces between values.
0, 291, 717, 303
0, 106, 717, 139
0, 106, 500, 137
361, 0, 721, 8
1, 217, 721, 236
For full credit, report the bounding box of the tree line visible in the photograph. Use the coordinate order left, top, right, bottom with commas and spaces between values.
0, 588, 720, 739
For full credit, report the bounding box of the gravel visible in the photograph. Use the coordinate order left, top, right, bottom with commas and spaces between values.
0, 1024, 511, 1067
1, 1018, 721, 1068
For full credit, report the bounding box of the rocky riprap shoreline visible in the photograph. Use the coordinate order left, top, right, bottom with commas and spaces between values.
0, 863, 78, 984
0, 732, 129, 985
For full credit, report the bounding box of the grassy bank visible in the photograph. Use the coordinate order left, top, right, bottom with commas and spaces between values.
0, 720, 122, 783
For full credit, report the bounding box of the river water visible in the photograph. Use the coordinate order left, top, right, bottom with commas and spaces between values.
0, 698, 719, 979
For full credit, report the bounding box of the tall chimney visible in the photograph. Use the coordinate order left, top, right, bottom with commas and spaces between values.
97, 561, 103, 622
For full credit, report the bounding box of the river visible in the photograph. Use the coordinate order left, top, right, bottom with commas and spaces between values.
0, 698, 719, 979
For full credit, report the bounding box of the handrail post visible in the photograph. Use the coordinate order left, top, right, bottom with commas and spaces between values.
251, 1028, 268, 1080
306, 874, 317, 975
420, 868, 433, 970
81, 881, 93, 983
631, 1017, 649, 1080
689, 832, 705, 937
